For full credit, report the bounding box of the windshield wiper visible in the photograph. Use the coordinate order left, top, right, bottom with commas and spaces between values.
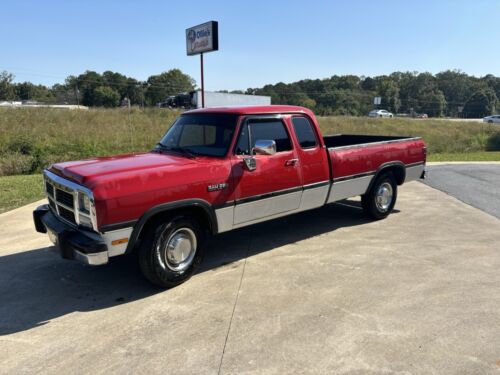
153, 144, 197, 158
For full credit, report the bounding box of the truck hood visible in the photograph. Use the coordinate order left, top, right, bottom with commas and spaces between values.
50, 152, 196, 187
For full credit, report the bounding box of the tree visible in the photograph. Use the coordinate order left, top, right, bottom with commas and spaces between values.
74, 71, 104, 106
418, 90, 446, 117
51, 83, 78, 104
145, 69, 196, 106
0, 71, 15, 100
375, 77, 401, 113
93, 86, 120, 107
463, 88, 498, 118
436, 70, 475, 116
15, 82, 54, 102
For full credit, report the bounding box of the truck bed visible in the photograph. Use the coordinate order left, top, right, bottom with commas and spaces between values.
323, 134, 415, 149
323, 134, 425, 203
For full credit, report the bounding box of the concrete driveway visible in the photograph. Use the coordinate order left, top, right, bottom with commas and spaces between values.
2, 182, 500, 374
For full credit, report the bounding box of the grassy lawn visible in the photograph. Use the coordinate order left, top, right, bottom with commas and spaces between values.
1, 109, 500, 213
428, 152, 500, 162
0, 174, 44, 214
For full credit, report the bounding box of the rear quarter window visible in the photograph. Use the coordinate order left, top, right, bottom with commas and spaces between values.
292, 117, 318, 149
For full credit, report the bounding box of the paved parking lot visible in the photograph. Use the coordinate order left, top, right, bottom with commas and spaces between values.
2, 182, 500, 374
424, 163, 500, 219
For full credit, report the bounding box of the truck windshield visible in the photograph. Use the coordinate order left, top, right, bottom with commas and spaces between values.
156, 114, 238, 157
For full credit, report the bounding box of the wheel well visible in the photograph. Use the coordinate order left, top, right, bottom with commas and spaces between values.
130, 205, 215, 253
380, 165, 405, 185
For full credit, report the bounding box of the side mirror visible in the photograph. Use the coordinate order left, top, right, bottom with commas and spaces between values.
253, 140, 276, 155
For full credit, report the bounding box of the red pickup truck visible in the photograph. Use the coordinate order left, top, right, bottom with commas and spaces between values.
34, 105, 426, 288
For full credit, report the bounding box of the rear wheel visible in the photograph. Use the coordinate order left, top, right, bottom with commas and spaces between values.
361, 173, 398, 220
139, 214, 206, 288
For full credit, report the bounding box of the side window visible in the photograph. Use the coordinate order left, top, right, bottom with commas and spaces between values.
248, 120, 292, 152
292, 117, 318, 149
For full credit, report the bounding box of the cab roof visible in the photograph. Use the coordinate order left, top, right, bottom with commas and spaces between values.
184, 105, 314, 116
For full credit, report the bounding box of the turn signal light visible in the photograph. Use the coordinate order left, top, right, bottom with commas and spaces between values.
111, 238, 129, 246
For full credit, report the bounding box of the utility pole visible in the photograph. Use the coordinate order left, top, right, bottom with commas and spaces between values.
75, 84, 80, 106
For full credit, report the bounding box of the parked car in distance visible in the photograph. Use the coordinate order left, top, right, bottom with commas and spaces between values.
369, 109, 394, 118
483, 115, 500, 124
417, 113, 428, 119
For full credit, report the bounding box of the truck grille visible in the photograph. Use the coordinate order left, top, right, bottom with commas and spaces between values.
55, 188, 74, 208
58, 205, 76, 224
45, 176, 76, 225
46, 182, 54, 197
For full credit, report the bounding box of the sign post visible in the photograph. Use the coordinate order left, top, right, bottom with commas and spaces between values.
186, 21, 219, 108
200, 53, 204, 108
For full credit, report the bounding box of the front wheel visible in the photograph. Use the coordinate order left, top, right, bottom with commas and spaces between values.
139, 215, 206, 288
361, 173, 398, 220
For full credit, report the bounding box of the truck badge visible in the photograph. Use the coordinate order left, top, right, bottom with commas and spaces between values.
207, 183, 228, 192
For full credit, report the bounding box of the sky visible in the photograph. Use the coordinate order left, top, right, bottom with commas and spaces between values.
1, 0, 499, 91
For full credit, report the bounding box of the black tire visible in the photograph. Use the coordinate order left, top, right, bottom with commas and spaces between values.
139, 215, 206, 288
361, 173, 398, 220
488, 120, 493, 123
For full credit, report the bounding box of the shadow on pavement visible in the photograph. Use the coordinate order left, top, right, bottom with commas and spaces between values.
0, 200, 376, 335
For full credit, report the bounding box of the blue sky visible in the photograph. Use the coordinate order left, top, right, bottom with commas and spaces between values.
1, 0, 499, 91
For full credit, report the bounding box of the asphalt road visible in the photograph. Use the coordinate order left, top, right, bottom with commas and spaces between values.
3, 182, 500, 374
423, 163, 500, 219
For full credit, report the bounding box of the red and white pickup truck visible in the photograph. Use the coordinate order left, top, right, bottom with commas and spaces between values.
34, 105, 426, 288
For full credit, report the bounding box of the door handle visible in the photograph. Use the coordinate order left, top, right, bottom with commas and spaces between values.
285, 158, 299, 167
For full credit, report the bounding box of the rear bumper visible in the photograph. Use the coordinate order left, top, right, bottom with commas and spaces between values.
33, 205, 109, 265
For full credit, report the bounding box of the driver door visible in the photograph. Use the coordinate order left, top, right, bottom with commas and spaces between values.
231, 117, 302, 225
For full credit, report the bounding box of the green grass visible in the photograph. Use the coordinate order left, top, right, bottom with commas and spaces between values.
1, 111, 500, 213
0, 174, 44, 214
0, 107, 180, 176
1, 108, 500, 177
317, 116, 500, 155
427, 151, 500, 162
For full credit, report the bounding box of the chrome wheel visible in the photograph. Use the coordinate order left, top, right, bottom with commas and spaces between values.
163, 227, 197, 272
375, 182, 393, 212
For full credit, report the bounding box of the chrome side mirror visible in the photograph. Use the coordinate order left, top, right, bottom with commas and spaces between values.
253, 140, 276, 156
243, 157, 257, 171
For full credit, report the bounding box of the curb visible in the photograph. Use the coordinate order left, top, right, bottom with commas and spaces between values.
426, 161, 500, 166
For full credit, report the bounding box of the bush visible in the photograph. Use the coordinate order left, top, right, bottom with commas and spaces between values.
0, 152, 34, 176
3, 136, 46, 173
487, 132, 500, 151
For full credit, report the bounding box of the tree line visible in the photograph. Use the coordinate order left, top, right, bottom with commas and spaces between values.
1, 69, 499, 117
245, 71, 500, 118
0, 69, 195, 108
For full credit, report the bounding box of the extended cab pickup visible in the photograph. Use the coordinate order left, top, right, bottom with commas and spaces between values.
33, 105, 426, 288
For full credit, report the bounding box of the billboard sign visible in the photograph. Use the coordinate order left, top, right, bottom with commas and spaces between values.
186, 21, 219, 56
373, 96, 382, 105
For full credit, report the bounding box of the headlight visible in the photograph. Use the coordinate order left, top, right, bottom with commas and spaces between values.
78, 192, 91, 214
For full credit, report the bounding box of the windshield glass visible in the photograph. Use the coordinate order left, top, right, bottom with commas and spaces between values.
157, 114, 238, 157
